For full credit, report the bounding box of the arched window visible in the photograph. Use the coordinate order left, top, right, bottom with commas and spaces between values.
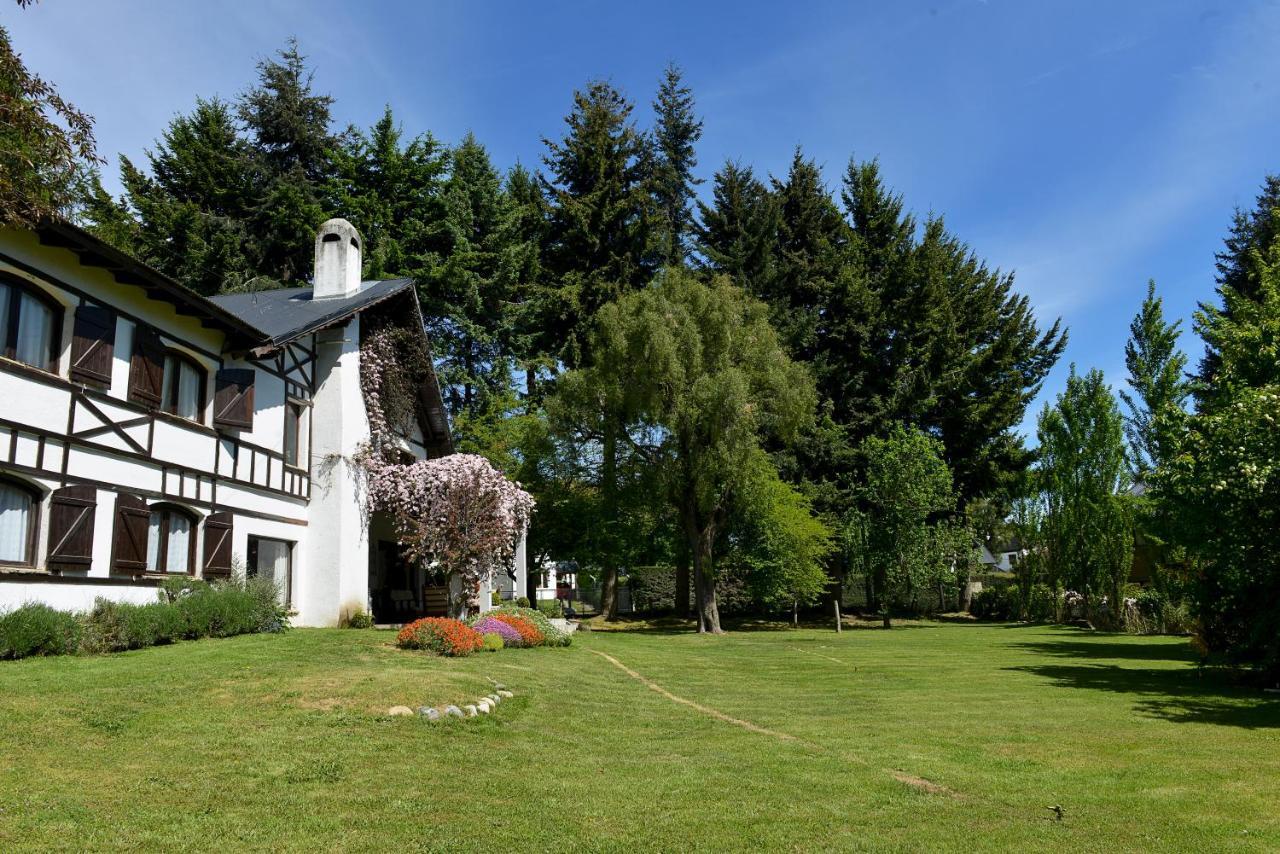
161, 351, 205, 422
0, 475, 40, 566
146, 504, 196, 574
0, 276, 62, 372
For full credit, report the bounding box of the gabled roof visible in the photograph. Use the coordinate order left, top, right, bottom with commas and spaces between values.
208, 279, 415, 352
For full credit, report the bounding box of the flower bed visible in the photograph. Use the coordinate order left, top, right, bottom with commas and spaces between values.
490, 613, 544, 647
471, 616, 525, 647
396, 617, 484, 657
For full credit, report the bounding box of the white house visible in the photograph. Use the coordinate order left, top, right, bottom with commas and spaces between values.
0, 217, 524, 626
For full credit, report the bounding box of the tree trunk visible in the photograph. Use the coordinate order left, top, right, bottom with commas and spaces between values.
675, 548, 690, 619
688, 518, 722, 634
525, 367, 537, 412
600, 421, 620, 621
865, 574, 877, 614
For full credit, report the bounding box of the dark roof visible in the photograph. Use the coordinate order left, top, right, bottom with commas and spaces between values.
208, 279, 415, 351
34, 220, 264, 348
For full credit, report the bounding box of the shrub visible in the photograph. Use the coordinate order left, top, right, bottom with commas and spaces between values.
1026, 584, 1057, 622
490, 590, 502, 606
341, 608, 374, 629
515, 596, 530, 609
536, 598, 564, 618
471, 616, 523, 647
0, 603, 81, 659
489, 605, 571, 647
481, 632, 504, 652
970, 586, 1017, 621
396, 617, 484, 656
170, 579, 289, 640
490, 613, 544, 646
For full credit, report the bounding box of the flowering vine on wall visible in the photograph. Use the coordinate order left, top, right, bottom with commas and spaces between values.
356, 325, 534, 616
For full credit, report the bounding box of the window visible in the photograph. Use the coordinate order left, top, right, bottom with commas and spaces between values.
247, 536, 292, 605
283, 400, 302, 467
0, 477, 39, 565
146, 505, 196, 574
161, 352, 204, 421
0, 278, 61, 372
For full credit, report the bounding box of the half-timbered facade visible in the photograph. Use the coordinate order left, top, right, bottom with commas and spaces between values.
0, 217, 514, 626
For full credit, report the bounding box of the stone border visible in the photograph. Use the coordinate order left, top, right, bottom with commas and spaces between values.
387, 685, 516, 720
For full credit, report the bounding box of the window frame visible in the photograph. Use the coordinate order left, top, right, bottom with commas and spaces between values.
247, 535, 294, 606
0, 274, 64, 374
283, 398, 303, 468
0, 474, 41, 568
160, 350, 207, 423
147, 503, 198, 575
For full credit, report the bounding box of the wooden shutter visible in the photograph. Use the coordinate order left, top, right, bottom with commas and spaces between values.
46, 484, 96, 571
213, 369, 255, 429
69, 304, 116, 386
128, 325, 165, 408
110, 492, 151, 574
202, 511, 233, 580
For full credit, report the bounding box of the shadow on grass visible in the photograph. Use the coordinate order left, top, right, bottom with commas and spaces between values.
1011, 638, 1195, 663
582, 616, 942, 635
1007, 661, 1280, 729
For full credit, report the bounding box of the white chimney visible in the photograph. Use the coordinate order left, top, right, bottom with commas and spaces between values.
313, 218, 363, 299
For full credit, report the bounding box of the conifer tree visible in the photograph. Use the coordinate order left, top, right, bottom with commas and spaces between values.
693, 160, 777, 297
651, 63, 702, 268
766, 149, 848, 362
540, 80, 656, 368
1120, 280, 1189, 477
237, 39, 335, 284
330, 106, 448, 280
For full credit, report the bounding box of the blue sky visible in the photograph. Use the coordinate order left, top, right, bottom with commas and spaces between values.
6, 1, 1280, 437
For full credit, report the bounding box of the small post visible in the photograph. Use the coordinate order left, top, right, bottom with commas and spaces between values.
833, 599, 842, 633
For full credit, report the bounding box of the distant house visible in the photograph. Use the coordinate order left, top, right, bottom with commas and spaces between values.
979, 538, 1023, 573
0, 218, 525, 625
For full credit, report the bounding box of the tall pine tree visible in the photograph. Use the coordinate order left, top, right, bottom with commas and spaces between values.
651, 63, 702, 268
1120, 280, 1189, 477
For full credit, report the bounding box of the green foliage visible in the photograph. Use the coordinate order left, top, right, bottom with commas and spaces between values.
1161, 234, 1280, 678
969, 586, 1017, 621
481, 632, 504, 652
539, 79, 656, 368
1121, 280, 1189, 477
1037, 366, 1134, 617
0, 23, 100, 227
628, 565, 677, 613
651, 63, 702, 267
554, 270, 814, 632
726, 454, 833, 612
80, 599, 185, 653
855, 424, 959, 625
341, 608, 374, 630
694, 160, 777, 297
0, 603, 81, 659
515, 596, 530, 609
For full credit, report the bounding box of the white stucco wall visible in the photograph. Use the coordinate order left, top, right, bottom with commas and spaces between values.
299, 316, 370, 626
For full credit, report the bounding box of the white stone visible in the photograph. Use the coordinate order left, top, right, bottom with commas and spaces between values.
496, 689, 514, 699
388, 705, 414, 717
444, 705, 464, 718
465, 705, 478, 717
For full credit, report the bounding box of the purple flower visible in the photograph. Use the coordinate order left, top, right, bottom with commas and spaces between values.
471, 617, 523, 647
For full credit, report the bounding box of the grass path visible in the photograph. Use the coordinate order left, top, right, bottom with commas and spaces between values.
0, 622, 1276, 851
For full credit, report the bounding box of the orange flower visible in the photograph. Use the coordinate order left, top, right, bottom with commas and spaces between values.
396, 617, 484, 656
490, 613, 544, 647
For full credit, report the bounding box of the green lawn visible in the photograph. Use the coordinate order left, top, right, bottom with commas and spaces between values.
1, 621, 1276, 852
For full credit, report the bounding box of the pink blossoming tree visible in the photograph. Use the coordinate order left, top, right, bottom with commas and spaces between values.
357, 327, 534, 616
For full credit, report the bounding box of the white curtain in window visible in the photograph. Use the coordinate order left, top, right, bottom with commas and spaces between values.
146, 511, 162, 571
15, 293, 54, 367
255, 539, 291, 604
177, 361, 200, 420
166, 513, 191, 573
0, 483, 32, 563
